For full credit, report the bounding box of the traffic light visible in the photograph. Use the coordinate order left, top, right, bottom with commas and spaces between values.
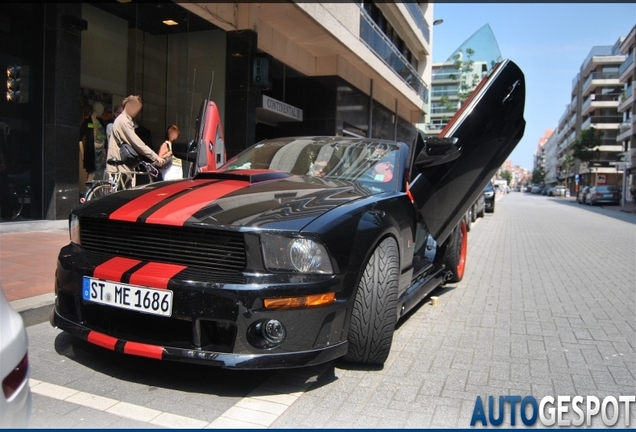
6, 65, 29, 103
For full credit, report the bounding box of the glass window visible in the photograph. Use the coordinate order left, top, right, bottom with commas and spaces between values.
78, 3, 224, 192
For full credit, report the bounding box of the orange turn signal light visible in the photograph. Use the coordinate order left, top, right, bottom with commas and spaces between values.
263, 292, 336, 310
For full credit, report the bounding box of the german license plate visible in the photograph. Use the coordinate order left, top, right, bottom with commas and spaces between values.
82, 277, 173, 317
603, 194, 613, 197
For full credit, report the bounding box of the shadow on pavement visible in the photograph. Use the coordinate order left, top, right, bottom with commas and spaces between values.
547, 197, 636, 224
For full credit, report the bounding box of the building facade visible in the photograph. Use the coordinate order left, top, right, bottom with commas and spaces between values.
533, 129, 553, 174
616, 24, 635, 201
550, 40, 626, 195
1, 1, 434, 223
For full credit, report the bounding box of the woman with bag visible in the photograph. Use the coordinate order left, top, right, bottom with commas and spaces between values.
158, 125, 183, 181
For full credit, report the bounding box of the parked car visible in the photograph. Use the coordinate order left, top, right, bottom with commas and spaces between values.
0, 287, 31, 428
464, 190, 486, 232
551, 185, 567, 197
577, 186, 591, 204
531, 185, 542, 194
51, 59, 526, 369
586, 185, 621, 206
483, 181, 496, 213
541, 185, 553, 196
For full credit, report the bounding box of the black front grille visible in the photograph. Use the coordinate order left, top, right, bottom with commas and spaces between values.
80, 218, 246, 276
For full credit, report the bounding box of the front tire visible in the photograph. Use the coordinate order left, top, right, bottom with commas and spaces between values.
442, 219, 468, 283
344, 237, 399, 365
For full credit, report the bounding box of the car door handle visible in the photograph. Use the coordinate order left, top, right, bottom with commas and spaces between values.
502, 79, 520, 105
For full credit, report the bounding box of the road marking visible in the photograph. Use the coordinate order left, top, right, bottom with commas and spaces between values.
206, 364, 331, 428
30, 380, 204, 428
29, 363, 331, 429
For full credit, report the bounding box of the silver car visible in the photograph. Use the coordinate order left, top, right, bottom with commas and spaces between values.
0, 287, 31, 427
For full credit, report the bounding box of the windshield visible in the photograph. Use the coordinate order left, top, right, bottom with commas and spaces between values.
595, 186, 617, 192
220, 137, 401, 188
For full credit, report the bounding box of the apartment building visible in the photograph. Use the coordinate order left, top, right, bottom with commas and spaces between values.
1, 1, 434, 223
616, 24, 635, 199
551, 39, 627, 194
533, 130, 553, 174
543, 128, 560, 185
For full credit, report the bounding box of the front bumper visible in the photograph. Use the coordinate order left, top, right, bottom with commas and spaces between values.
53, 244, 354, 369
51, 309, 347, 369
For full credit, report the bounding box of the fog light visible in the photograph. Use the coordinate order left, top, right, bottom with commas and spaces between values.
262, 319, 286, 344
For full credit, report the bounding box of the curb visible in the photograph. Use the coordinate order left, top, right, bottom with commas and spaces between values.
0, 219, 67, 234
10, 293, 55, 327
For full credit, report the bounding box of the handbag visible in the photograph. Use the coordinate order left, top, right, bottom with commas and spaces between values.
119, 142, 140, 168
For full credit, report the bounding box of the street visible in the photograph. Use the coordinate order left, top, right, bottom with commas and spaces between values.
25, 193, 636, 428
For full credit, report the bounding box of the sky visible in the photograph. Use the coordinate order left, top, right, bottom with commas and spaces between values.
431, 3, 636, 170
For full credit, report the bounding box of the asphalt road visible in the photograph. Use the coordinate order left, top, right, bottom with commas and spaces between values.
25, 193, 636, 428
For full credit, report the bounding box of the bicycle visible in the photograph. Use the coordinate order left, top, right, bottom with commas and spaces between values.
81, 158, 160, 203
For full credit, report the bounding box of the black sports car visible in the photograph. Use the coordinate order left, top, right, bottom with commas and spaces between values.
51, 59, 526, 369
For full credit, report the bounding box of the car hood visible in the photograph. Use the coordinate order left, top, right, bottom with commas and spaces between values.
76, 170, 379, 231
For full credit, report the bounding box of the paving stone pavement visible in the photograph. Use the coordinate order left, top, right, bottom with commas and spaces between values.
23, 193, 636, 428
270, 193, 636, 428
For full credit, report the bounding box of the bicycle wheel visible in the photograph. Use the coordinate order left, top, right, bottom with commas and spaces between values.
84, 183, 112, 201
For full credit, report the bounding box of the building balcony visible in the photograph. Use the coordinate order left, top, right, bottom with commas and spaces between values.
403, 2, 430, 45
618, 51, 634, 83
421, 123, 446, 135
616, 121, 633, 142
581, 71, 620, 96
569, 96, 578, 113
618, 85, 633, 112
581, 93, 620, 116
572, 73, 580, 93
581, 115, 622, 130
581, 46, 625, 77
360, 10, 429, 103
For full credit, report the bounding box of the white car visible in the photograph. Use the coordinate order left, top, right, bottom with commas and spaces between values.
0, 287, 31, 427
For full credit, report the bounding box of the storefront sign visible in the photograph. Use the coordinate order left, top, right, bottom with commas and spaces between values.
252, 57, 270, 89
597, 174, 606, 184
262, 95, 303, 122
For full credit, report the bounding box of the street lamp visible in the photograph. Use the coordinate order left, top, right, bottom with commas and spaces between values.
433, 19, 444, 26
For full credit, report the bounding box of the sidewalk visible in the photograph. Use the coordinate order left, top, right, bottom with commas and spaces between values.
0, 229, 68, 302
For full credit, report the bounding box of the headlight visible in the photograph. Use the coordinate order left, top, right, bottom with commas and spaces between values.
484, 191, 494, 197
69, 214, 80, 245
261, 234, 333, 274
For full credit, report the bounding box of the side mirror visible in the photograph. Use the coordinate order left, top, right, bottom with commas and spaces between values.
414, 137, 461, 169
172, 139, 197, 161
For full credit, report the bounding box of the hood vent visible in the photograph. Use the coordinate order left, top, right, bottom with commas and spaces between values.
194, 169, 291, 184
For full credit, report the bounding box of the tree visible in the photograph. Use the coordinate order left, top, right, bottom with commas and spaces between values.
571, 128, 602, 162
531, 167, 545, 185
560, 154, 575, 176
500, 170, 513, 186
449, 48, 481, 104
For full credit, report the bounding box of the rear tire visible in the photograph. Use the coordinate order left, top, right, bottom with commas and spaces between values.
441, 219, 468, 283
465, 210, 472, 232
470, 204, 477, 222
344, 237, 399, 365
477, 205, 485, 218
84, 183, 112, 201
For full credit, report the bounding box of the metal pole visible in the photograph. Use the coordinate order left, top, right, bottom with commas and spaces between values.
394, 99, 398, 141
368, 80, 373, 138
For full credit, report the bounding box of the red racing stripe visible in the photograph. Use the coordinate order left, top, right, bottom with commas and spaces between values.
108, 180, 211, 222
87, 331, 118, 351
143, 180, 250, 226
93, 257, 142, 282
123, 341, 164, 360
128, 262, 187, 289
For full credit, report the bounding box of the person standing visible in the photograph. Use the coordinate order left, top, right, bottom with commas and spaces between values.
158, 125, 183, 181
106, 95, 164, 185
105, 105, 123, 144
